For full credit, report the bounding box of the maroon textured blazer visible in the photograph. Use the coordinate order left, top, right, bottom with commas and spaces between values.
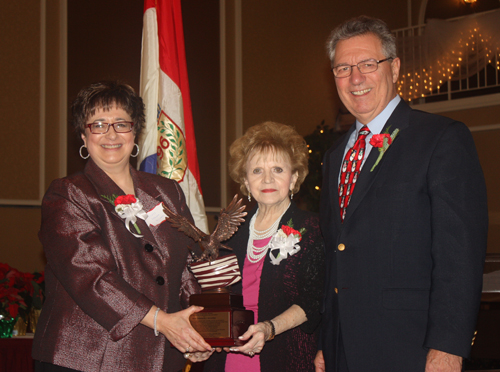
32, 159, 201, 372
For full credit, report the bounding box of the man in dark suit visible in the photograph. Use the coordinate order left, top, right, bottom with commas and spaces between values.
314, 16, 488, 372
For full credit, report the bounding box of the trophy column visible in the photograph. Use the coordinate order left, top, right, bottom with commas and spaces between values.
162, 196, 253, 347
189, 288, 254, 347
188, 254, 254, 347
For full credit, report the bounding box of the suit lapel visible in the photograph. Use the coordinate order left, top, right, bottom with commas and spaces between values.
84, 160, 159, 248
130, 168, 167, 248
342, 100, 411, 224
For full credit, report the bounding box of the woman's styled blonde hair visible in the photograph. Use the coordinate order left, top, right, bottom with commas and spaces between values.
228, 121, 309, 195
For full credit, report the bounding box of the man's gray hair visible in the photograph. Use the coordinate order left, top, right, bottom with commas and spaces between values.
326, 16, 397, 64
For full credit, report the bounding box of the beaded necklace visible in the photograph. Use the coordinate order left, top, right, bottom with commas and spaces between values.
246, 202, 290, 263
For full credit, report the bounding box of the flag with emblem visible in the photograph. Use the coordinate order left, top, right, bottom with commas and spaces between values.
139, 0, 208, 233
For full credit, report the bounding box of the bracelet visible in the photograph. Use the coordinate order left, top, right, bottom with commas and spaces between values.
154, 307, 161, 336
264, 320, 275, 341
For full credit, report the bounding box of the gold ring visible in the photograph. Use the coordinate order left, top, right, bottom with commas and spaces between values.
184, 353, 191, 359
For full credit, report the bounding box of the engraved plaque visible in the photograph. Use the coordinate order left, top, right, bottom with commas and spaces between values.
189, 311, 230, 339
189, 289, 254, 347
163, 196, 254, 347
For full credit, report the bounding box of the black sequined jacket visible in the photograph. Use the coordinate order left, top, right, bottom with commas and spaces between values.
204, 201, 325, 372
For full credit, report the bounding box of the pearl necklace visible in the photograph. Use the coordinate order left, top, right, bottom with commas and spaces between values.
247, 203, 290, 263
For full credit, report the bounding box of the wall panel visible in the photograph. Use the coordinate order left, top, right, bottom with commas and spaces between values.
0, 2, 42, 203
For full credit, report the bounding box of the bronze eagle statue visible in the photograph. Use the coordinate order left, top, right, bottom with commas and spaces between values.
162, 195, 247, 262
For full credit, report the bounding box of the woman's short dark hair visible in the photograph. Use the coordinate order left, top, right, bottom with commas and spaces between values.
229, 121, 309, 195
71, 81, 145, 136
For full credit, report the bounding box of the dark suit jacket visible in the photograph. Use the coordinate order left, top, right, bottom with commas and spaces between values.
32, 159, 200, 372
204, 201, 325, 372
319, 100, 488, 372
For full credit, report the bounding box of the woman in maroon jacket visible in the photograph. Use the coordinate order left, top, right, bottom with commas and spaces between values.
32, 81, 212, 371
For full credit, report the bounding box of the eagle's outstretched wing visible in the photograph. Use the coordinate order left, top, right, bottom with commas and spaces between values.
213, 195, 247, 242
162, 203, 207, 242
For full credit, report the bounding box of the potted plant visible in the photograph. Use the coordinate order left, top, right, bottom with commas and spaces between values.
0, 263, 45, 337
0, 263, 29, 337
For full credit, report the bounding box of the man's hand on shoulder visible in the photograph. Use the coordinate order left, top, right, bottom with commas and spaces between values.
425, 349, 462, 372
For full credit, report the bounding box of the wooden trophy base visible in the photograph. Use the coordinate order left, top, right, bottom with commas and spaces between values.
189, 289, 254, 347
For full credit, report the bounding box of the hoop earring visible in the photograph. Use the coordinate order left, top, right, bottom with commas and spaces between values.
131, 143, 140, 158
79, 145, 90, 159
248, 192, 251, 202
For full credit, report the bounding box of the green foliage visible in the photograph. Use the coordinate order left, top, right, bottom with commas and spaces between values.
285, 218, 306, 235
101, 194, 119, 206
295, 121, 345, 213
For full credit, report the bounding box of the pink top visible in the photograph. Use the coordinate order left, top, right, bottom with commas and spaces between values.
224, 237, 272, 372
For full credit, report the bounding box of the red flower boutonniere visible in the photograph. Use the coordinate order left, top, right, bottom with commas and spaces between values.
269, 219, 306, 265
102, 194, 148, 237
281, 224, 303, 239
114, 194, 137, 205
369, 127, 400, 172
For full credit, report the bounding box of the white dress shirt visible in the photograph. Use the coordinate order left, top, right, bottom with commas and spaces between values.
339, 95, 401, 182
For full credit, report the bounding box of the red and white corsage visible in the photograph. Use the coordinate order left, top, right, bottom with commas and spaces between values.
103, 194, 148, 237
269, 220, 306, 265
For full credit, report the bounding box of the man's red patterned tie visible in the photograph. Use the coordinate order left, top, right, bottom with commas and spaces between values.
338, 126, 371, 222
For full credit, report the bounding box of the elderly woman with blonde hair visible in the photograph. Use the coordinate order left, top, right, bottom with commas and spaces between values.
205, 121, 325, 372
